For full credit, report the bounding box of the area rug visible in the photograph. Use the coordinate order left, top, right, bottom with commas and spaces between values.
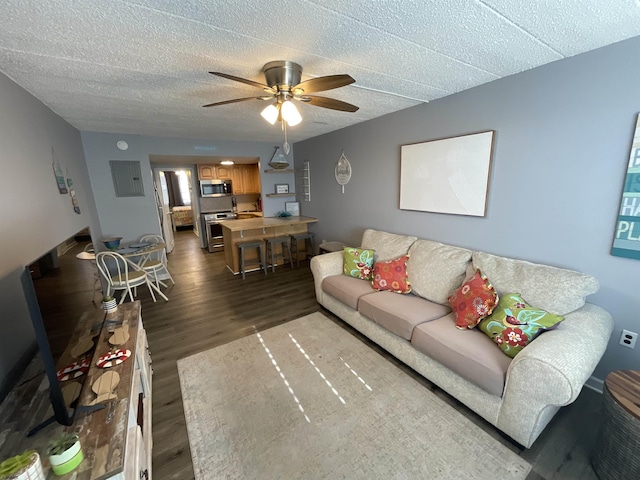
178, 312, 531, 479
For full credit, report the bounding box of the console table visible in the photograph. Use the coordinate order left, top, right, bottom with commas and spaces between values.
0, 301, 152, 480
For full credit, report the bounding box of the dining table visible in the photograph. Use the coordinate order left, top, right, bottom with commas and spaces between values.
116, 241, 169, 301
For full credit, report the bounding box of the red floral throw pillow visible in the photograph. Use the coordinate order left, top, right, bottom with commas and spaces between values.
371, 255, 411, 294
448, 270, 498, 330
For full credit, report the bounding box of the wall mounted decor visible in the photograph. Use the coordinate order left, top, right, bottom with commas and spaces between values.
275, 183, 289, 194
400, 131, 495, 216
611, 113, 640, 260
335, 151, 351, 193
285, 201, 300, 216
52, 148, 68, 194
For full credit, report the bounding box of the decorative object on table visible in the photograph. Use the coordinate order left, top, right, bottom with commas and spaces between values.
611, 113, 640, 260
90, 370, 120, 405
275, 183, 289, 194
51, 148, 67, 194
66, 177, 80, 214
101, 237, 122, 250
268, 146, 290, 169
400, 130, 495, 217
276, 210, 292, 218
56, 357, 90, 382
61, 382, 82, 407
108, 327, 130, 346
335, 151, 352, 193
101, 295, 118, 313
0, 450, 44, 480
96, 349, 131, 368
46, 433, 83, 476
284, 201, 300, 216
70, 337, 94, 358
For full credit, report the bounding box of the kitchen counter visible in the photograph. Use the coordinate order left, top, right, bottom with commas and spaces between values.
219, 215, 316, 231
220, 216, 318, 274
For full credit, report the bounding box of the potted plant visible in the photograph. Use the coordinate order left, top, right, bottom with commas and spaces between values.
46, 432, 83, 476
0, 450, 43, 479
101, 295, 117, 313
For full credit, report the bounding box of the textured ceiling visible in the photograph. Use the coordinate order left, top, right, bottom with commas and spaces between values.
2, 0, 640, 144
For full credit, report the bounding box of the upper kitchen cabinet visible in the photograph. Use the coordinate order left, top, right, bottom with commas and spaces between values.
230, 164, 260, 194
216, 165, 233, 180
198, 165, 216, 180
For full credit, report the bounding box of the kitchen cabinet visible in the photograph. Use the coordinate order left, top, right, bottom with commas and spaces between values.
230, 164, 260, 194
215, 165, 233, 179
198, 164, 260, 193
198, 165, 215, 180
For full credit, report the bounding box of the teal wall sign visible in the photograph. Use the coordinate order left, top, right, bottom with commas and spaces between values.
612, 114, 640, 260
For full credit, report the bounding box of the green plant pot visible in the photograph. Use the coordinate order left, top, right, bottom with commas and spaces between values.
48, 440, 83, 476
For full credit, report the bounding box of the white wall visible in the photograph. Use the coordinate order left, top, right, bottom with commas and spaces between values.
0, 73, 99, 392
294, 36, 640, 380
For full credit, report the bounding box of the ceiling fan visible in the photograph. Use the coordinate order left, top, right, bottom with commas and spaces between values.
203, 61, 359, 126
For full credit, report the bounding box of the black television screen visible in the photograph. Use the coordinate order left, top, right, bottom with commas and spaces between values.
21, 227, 103, 435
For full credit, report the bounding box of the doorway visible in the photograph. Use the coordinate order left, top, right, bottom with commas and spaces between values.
153, 167, 198, 253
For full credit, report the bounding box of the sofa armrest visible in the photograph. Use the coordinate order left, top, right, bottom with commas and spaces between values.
310, 251, 343, 303
497, 302, 613, 446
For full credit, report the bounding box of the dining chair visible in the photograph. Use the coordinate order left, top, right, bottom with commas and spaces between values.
96, 251, 157, 304
138, 234, 175, 288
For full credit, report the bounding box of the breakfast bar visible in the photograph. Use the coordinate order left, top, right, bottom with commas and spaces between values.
220, 216, 318, 274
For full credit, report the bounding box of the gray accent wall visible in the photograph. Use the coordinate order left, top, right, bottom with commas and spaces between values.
0, 73, 99, 392
294, 36, 640, 379
81, 132, 290, 246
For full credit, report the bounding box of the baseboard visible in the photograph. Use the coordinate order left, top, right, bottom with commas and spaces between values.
584, 375, 605, 394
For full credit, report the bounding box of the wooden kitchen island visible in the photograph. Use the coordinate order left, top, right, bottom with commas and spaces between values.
220, 216, 318, 274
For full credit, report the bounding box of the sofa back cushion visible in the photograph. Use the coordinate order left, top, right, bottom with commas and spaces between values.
361, 229, 417, 261
407, 239, 472, 305
471, 251, 599, 315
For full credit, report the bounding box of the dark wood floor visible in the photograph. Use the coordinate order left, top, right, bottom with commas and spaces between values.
128, 231, 604, 479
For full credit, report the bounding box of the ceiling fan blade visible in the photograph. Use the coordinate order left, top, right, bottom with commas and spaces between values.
292, 75, 355, 94
203, 96, 271, 108
301, 95, 359, 112
209, 71, 273, 91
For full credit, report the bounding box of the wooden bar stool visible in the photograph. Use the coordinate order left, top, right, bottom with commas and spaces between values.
238, 240, 267, 279
265, 236, 294, 273
289, 232, 314, 267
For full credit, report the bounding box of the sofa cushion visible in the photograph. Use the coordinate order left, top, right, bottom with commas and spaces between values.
478, 293, 565, 358
448, 270, 498, 330
372, 255, 411, 293
361, 229, 417, 261
472, 252, 599, 315
322, 275, 376, 310
343, 247, 375, 280
359, 292, 450, 340
411, 314, 512, 396
407, 239, 472, 305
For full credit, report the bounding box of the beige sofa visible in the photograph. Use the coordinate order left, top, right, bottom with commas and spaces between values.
310, 229, 613, 448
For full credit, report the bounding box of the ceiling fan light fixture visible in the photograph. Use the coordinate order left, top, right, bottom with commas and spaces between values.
281, 100, 301, 126
261, 104, 279, 125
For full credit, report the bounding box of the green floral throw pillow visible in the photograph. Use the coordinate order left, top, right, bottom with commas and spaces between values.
343, 247, 375, 280
478, 293, 564, 358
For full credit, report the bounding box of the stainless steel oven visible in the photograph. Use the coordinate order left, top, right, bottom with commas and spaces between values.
203, 211, 237, 252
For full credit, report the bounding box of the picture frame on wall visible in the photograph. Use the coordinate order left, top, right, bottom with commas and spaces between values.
275, 184, 289, 194
400, 131, 495, 217
285, 201, 300, 216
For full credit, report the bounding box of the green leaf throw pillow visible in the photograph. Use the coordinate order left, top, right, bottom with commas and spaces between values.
478, 293, 564, 358
343, 247, 375, 280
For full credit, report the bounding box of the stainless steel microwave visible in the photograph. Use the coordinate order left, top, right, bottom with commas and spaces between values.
200, 179, 232, 197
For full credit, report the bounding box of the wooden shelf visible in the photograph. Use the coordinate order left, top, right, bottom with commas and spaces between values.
264, 169, 295, 173
266, 193, 296, 197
